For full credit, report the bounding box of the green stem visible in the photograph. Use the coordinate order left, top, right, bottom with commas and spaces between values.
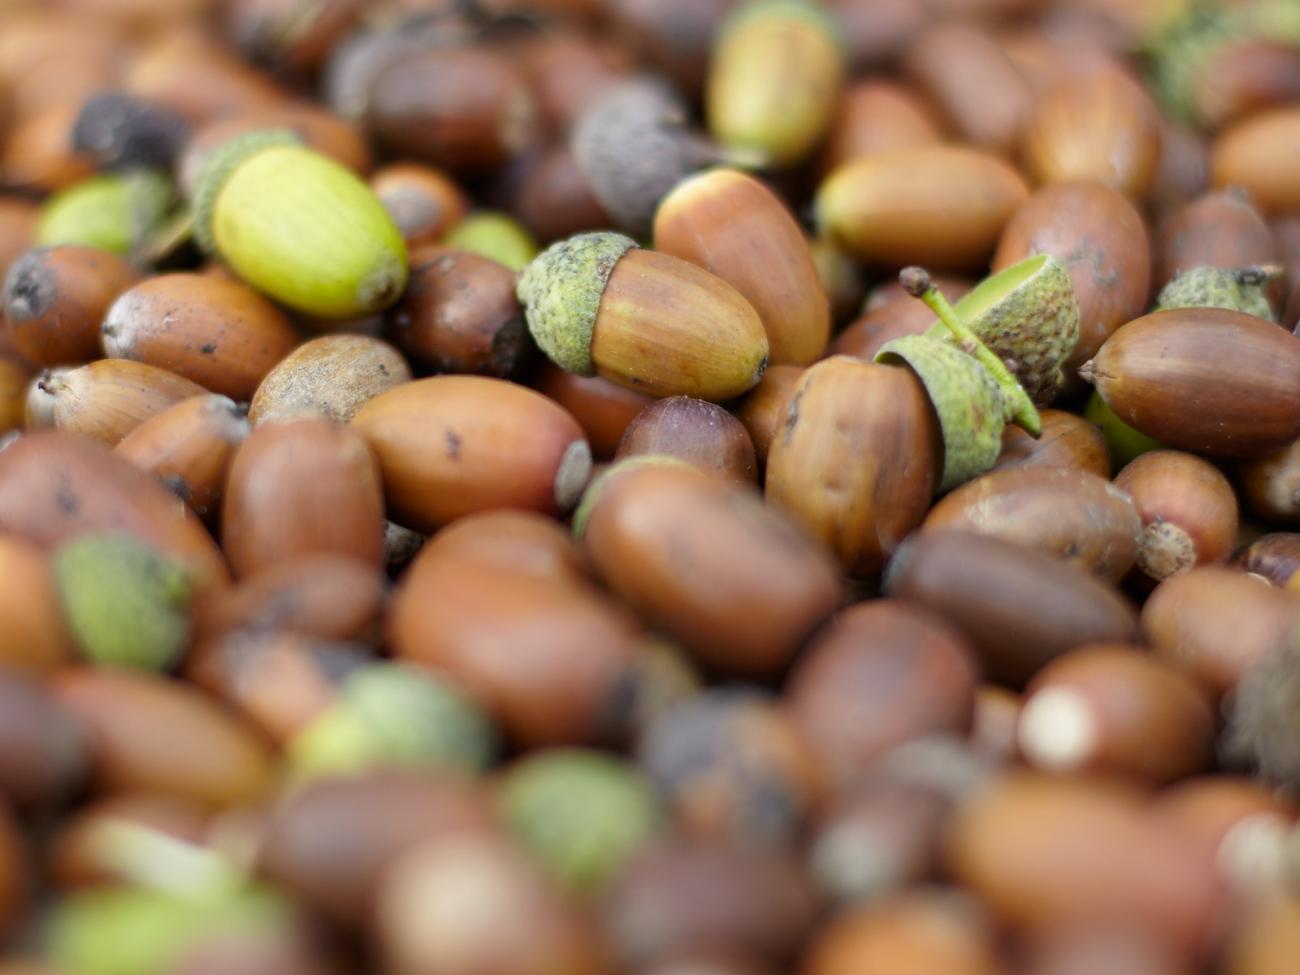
899, 266, 1041, 438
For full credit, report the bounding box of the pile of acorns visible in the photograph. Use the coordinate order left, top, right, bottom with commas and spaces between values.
0, 0, 1299, 972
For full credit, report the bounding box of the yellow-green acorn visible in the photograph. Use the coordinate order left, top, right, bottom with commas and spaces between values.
289, 663, 496, 778
497, 748, 661, 893
54, 533, 191, 671
924, 254, 1081, 405
37, 169, 175, 257
444, 211, 539, 272
1084, 390, 1163, 468
192, 130, 408, 319
516, 231, 769, 401
1154, 265, 1280, 321
706, 0, 846, 168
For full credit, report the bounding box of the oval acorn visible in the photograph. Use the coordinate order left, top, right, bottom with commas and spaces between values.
248, 333, 412, 427
32, 360, 207, 445
614, 397, 757, 486
991, 409, 1110, 478
516, 232, 768, 401
1237, 440, 1300, 527
192, 130, 408, 319
36, 169, 175, 257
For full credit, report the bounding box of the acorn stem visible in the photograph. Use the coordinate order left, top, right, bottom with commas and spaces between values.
899, 266, 1042, 438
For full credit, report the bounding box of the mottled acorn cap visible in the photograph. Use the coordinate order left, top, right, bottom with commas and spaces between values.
877, 334, 1009, 492
926, 254, 1080, 406
516, 230, 637, 376
572, 78, 721, 237
1155, 265, 1280, 321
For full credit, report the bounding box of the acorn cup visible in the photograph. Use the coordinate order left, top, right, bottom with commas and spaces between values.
191, 130, 408, 319
516, 232, 769, 401
1154, 265, 1283, 320
706, 0, 846, 169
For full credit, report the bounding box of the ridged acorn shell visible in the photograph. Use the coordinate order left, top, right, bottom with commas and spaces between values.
1155, 266, 1278, 320
926, 254, 1080, 405
876, 334, 1008, 491
516, 231, 637, 376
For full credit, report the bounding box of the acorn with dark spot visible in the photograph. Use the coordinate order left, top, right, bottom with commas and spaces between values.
72, 93, 191, 172
1154, 264, 1282, 320
516, 231, 769, 402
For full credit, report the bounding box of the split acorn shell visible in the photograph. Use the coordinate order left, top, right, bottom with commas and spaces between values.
516, 231, 769, 401
192, 130, 408, 319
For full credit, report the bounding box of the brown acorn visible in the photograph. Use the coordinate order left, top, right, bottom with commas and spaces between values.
115, 394, 250, 518
512, 28, 632, 137
785, 600, 978, 795
1081, 308, 1300, 458
923, 467, 1142, 583
819, 79, 944, 173
222, 418, 385, 578
1020, 68, 1163, 201
352, 375, 592, 533
1, 102, 95, 193
0, 536, 74, 675
1211, 106, 1300, 214
578, 459, 841, 679
387, 247, 531, 379
1237, 438, 1300, 527
370, 162, 469, 250
604, 0, 734, 94
248, 333, 411, 427
1016, 644, 1214, 783
1142, 567, 1300, 697
420, 509, 586, 583
512, 144, 612, 245
3, 246, 140, 368
654, 168, 829, 366
994, 180, 1151, 372
225, 0, 363, 77
516, 232, 768, 401
1234, 532, 1300, 588
990, 408, 1110, 478
1224, 892, 1300, 975
0, 360, 26, 437
1157, 190, 1282, 308
533, 363, 653, 461
32, 360, 208, 445
52, 667, 276, 808
884, 532, 1140, 686
731, 364, 803, 466
817, 145, 1029, 270
102, 274, 298, 401
766, 356, 939, 575
615, 397, 757, 486
1114, 450, 1239, 581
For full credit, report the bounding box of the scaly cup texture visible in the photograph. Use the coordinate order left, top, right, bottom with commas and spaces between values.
1155, 265, 1279, 320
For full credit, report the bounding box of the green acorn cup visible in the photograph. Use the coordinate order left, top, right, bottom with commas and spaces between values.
444, 211, 539, 272
37, 169, 175, 257
289, 663, 497, 778
924, 254, 1081, 405
1084, 390, 1163, 469
192, 130, 408, 318
497, 749, 662, 893
54, 533, 192, 671
1154, 265, 1281, 321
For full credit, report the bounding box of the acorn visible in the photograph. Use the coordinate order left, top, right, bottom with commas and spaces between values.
1211, 106, 1300, 213
653, 168, 830, 366
1154, 265, 1282, 320
71, 92, 191, 172
1084, 390, 1164, 468
370, 162, 469, 250
289, 663, 496, 779
706, 0, 846, 168
732, 363, 803, 466
1226, 642, 1300, 792
1234, 533, 1300, 587
516, 232, 768, 401
498, 748, 661, 893
32, 360, 208, 445
53, 533, 192, 671
248, 334, 411, 427
1238, 440, 1300, 527
614, 397, 757, 486
191, 130, 408, 319
991, 409, 1110, 479
819, 79, 944, 174
513, 144, 613, 244
1156, 190, 1281, 305
36, 169, 175, 257
444, 211, 539, 273
534, 364, 654, 461
1080, 308, 1300, 457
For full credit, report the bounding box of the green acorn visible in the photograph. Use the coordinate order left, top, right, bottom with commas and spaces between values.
36, 169, 175, 257
289, 663, 497, 778
706, 0, 846, 168
444, 211, 539, 272
54, 533, 192, 671
1154, 265, 1281, 321
497, 748, 661, 893
1083, 391, 1164, 468
192, 130, 408, 319
925, 254, 1081, 404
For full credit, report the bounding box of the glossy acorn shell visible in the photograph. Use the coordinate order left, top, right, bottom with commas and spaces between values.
1211, 106, 1300, 214
351, 375, 591, 533
1234, 532, 1300, 588
1237, 440, 1300, 527
990, 408, 1110, 478
534, 364, 652, 460
1083, 308, 1300, 458
615, 397, 757, 486
732, 363, 803, 465
654, 168, 829, 366
370, 162, 469, 250
580, 461, 841, 679
766, 356, 939, 575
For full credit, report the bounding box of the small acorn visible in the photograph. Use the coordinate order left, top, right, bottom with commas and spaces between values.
443, 211, 539, 272
572, 78, 721, 238
706, 0, 846, 168
497, 748, 661, 893
1154, 265, 1282, 320
371, 162, 469, 250
53, 533, 191, 671
191, 130, 408, 319
289, 663, 497, 779
36, 169, 175, 257
516, 232, 768, 401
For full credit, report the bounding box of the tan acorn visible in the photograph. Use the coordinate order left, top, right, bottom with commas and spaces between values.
32, 360, 207, 445
248, 333, 411, 427
516, 232, 768, 401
